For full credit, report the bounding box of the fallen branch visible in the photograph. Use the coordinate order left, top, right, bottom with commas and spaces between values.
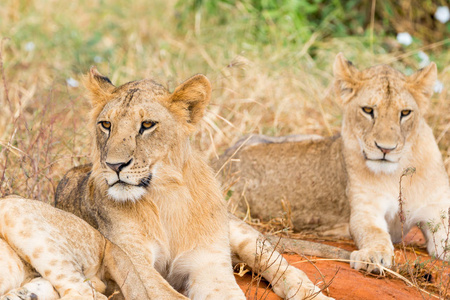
265, 235, 351, 260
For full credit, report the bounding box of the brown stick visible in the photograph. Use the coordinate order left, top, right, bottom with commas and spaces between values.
265, 235, 351, 260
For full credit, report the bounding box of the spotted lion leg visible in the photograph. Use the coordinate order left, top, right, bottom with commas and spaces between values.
1, 277, 59, 300
0, 238, 34, 297
229, 216, 333, 300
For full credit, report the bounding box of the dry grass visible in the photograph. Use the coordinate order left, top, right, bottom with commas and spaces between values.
1, 2, 449, 203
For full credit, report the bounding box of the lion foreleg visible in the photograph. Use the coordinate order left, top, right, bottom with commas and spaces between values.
0, 198, 109, 300
0, 240, 56, 300
103, 241, 150, 299
173, 247, 245, 300
413, 196, 450, 260
349, 198, 394, 273
103, 218, 187, 300
229, 216, 333, 300
0, 238, 31, 296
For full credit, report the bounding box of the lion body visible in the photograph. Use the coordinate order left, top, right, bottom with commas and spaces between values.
216, 54, 450, 273
54, 69, 331, 300
0, 196, 147, 300
334, 55, 450, 272
215, 134, 349, 236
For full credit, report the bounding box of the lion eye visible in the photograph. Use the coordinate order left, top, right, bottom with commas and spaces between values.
100, 121, 111, 130
401, 110, 411, 117
140, 121, 157, 134
142, 121, 155, 129
362, 107, 373, 115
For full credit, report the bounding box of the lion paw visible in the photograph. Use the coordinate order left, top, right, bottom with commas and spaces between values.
286, 283, 334, 300
276, 267, 334, 300
350, 248, 393, 273
1, 287, 37, 300
1, 278, 59, 300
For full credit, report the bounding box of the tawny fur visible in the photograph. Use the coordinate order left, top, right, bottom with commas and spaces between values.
0, 196, 148, 300
214, 134, 350, 237
55, 68, 333, 299
215, 54, 450, 273
336, 54, 449, 273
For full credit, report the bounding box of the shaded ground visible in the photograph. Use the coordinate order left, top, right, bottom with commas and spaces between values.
235, 227, 449, 299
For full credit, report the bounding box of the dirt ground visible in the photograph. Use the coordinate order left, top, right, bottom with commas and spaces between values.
235, 227, 449, 300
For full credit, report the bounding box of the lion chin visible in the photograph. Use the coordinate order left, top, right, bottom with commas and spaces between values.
107, 184, 146, 202
365, 159, 399, 174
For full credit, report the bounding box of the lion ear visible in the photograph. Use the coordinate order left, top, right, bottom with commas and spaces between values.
168, 74, 211, 129
407, 63, 437, 112
333, 53, 361, 105
83, 66, 116, 108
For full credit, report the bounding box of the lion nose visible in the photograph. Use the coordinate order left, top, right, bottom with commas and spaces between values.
106, 159, 133, 173
375, 142, 396, 154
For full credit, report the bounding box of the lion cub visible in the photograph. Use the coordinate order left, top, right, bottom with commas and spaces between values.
216, 53, 450, 273
0, 196, 148, 300
54, 69, 332, 299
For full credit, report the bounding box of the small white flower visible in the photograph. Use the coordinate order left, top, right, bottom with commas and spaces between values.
66, 77, 79, 88
397, 32, 413, 46
417, 51, 430, 68
435, 6, 450, 24
417, 51, 428, 62
434, 80, 443, 94
94, 56, 103, 63
24, 42, 35, 52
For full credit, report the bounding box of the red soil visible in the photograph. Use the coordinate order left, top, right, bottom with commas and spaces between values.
235, 227, 449, 300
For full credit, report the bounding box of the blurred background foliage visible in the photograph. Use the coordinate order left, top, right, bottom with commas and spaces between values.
1, 0, 448, 76
175, 0, 449, 69
0, 0, 449, 202
177, 0, 449, 46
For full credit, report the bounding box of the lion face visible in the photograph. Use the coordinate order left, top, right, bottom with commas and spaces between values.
96, 89, 181, 201
334, 54, 437, 174
341, 67, 420, 174
85, 68, 211, 202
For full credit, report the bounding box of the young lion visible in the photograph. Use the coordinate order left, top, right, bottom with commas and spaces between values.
54, 68, 332, 299
335, 54, 449, 273
0, 196, 148, 300
216, 54, 450, 273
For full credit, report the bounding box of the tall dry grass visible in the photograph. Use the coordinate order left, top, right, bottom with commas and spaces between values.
0, 0, 449, 202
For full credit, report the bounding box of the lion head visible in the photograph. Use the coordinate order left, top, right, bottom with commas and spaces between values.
84, 68, 211, 202
333, 53, 437, 174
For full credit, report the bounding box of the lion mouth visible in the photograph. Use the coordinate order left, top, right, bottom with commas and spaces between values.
366, 158, 392, 162
362, 151, 397, 163
110, 180, 127, 187
109, 174, 153, 188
